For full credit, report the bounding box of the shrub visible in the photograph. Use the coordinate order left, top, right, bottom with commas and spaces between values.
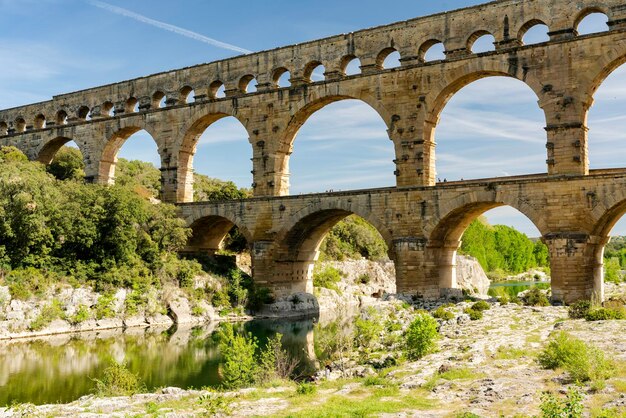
357, 274, 371, 285
524, 287, 550, 307
471, 301, 491, 311
259, 333, 300, 381
432, 307, 455, 321
296, 382, 317, 395
568, 300, 592, 319
405, 314, 440, 360
248, 286, 275, 312
313, 266, 342, 291
538, 332, 613, 383
354, 316, 384, 353
464, 308, 483, 321
217, 323, 259, 388
69, 304, 91, 325
539, 387, 583, 418
95, 293, 116, 320
5, 268, 51, 300
197, 391, 233, 416
30, 299, 65, 331
93, 362, 145, 397
585, 307, 626, 321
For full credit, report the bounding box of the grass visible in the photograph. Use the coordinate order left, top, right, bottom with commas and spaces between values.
276, 386, 436, 417
494, 346, 528, 360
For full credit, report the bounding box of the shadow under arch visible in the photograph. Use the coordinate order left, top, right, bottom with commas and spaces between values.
185, 214, 253, 255
176, 112, 253, 203
425, 198, 545, 293
273, 206, 394, 297
99, 126, 160, 186
36, 136, 84, 165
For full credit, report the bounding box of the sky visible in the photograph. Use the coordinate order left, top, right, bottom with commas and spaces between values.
0, 1, 624, 237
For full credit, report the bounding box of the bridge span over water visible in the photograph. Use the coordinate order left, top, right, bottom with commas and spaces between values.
2, 0, 626, 302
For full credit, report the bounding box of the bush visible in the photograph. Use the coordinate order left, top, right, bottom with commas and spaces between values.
538, 332, 613, 383
69, 304, 91, 325
405, 314, 440, 360
568, 300, 592, 319
5, 268, 51, 300
93, 362, 145, 397
259, 333, 300, 381
197, 391, 233, 416
539, 387, 583, 418
357, 274, 371, 285
30, 299, 65, 331
585, 307, 626, 321
525, 287, 551, 307
95, 293, 116, 320
313, 266, 342, 291
217, 323, 259, 389
464, 308, 483, 321
354, 316, 384, 353
296, 382, 317, 395
432, 307, 455, 321
471, 301, 490, 312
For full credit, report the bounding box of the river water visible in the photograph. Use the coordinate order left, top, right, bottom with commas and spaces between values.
0, 319, 318, 406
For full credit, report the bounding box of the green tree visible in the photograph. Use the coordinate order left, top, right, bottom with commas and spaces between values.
217, 323, 259, 388
47, 146, 85, 181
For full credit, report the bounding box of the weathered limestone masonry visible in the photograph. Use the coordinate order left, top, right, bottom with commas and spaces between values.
1, 0, 626, 303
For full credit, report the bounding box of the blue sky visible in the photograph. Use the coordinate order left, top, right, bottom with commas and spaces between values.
0, 0, 624, 236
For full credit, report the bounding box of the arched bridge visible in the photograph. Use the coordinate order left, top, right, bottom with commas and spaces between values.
2, 0, 626, 302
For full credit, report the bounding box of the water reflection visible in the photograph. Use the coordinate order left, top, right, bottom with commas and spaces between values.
0, 319, 319, 406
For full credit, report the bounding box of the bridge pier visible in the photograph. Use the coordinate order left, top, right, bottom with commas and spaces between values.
544, 233, 602, 304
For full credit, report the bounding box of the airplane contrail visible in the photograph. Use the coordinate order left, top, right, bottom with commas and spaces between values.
87, 1, 252, 55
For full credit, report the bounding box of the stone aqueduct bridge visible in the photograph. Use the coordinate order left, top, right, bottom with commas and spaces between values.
2, 0, 626, 302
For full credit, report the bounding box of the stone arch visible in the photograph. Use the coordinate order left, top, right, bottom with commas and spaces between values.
99, 125, 160, 185
77, 106, 90, 120
427, 68, 544, 124
14, 117, 26, 133
34, 114, 46, 129
180, 85, 194, 103
272, 67, 291, 87
466, 30, 495, 53
176, 111, 253, 203
185, 213, 253, 255
424, 192, 545, 291
376, 47, 400, 69
102, 101, 114, 117
303, 60, 325, 83
209, 80, 226, 99
152, 91, 166, 108
239, 74, 257, 93
574, 7, 609, 32
274, 204, 394, 294
36, 136, 85, 165
340, 55, 361, 75
280, 94, 393, 192
418, 39, 446, 61
517, 19, 550, 43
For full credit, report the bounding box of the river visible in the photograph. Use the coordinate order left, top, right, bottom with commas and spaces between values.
0, 319, 319, 406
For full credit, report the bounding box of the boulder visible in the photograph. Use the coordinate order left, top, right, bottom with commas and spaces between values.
456, 255, 491, 296
167, 295, 193, 324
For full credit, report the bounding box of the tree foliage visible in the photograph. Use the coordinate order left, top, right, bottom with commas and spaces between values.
47, 146, 85, 181
320, 215, 388, 261
460, 217, 549, 275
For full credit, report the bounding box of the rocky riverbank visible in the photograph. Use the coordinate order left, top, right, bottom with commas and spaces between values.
4, 295, 626, 417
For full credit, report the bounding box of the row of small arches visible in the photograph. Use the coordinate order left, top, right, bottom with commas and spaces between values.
0, 11, 611, 136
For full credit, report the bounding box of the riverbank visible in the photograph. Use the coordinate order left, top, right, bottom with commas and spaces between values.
4, 298, 626, 417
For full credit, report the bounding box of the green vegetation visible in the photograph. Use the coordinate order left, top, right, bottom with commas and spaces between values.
93, 362, 145, 397
431, 306, 455, 321
30, 299, 65, 331
539, 387, 584, 418
471, 300, 491, 311
585, 307, 626, 321
460, 217, 549, 278
538, 332, 614, 383
319, 215, 388, 261
605, 236, 626, 283
313, 265, 342, 292
524, 287, 551, 307
463, 307, 484, 321
405, 314, 440, 360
